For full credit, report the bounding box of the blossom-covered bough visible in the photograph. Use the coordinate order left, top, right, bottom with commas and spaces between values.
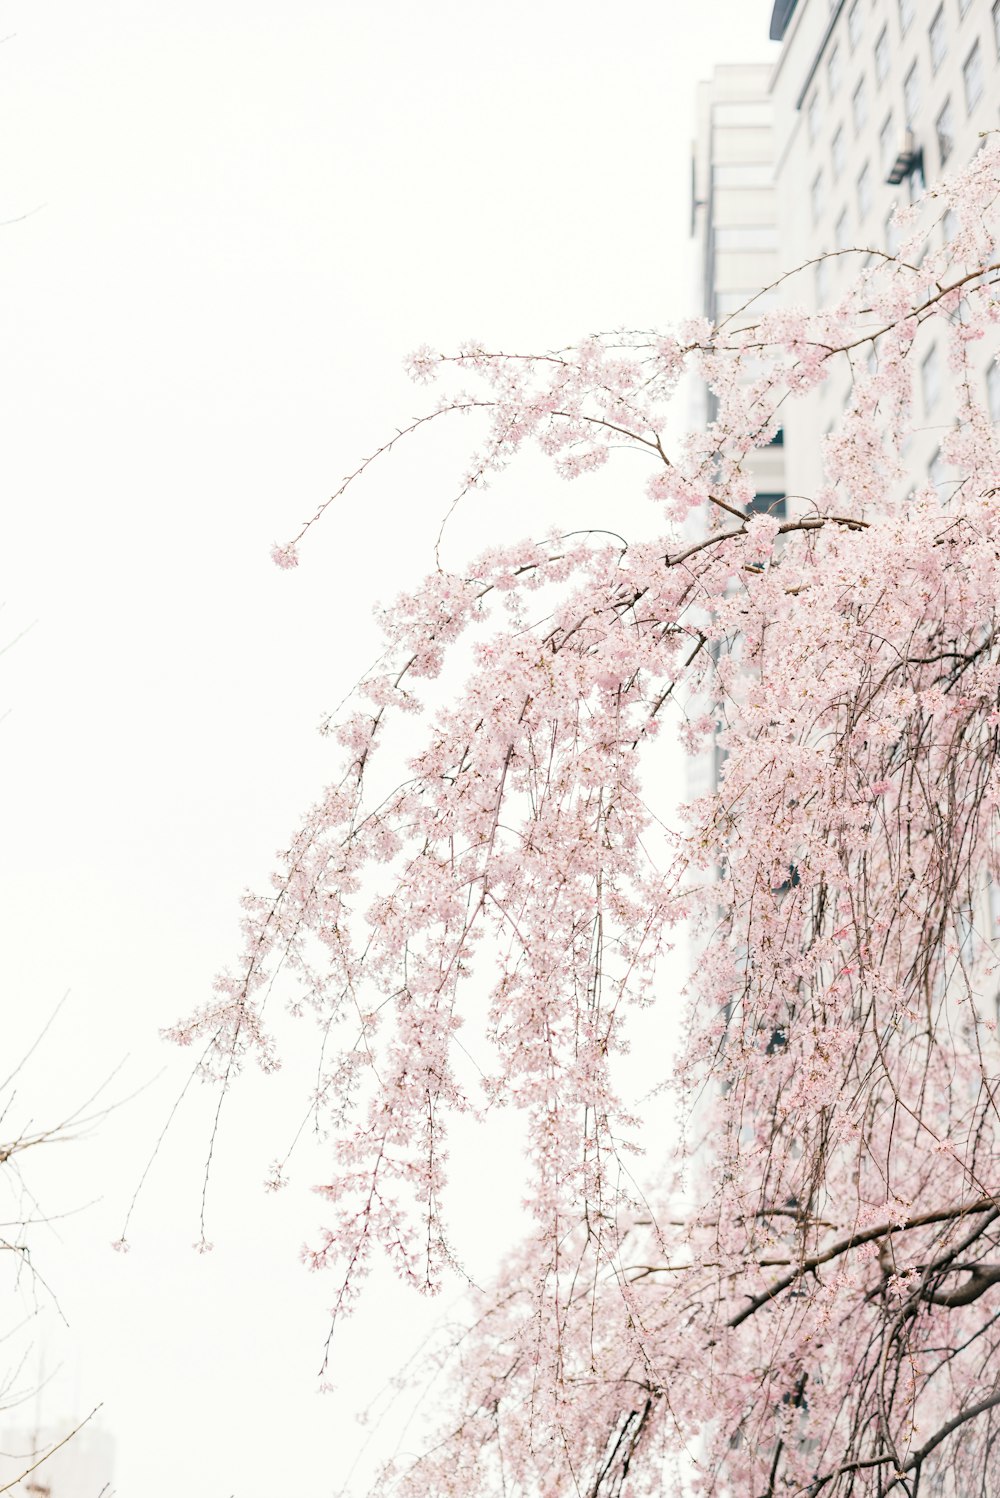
173, 145, 1000, 1494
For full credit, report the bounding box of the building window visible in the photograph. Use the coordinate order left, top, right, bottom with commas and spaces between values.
994, 0, 1000, 58
848, 0, 863, 50
928, 448, 948, 490
963, 39, 984, 113
874, 26, 890, 85
811, 169, 826, 223
832, 124, 846, 177
898, 0, 914, 35
857, 161, 872, 220
988, 360, 1000, 423
749, 492, 787, 517
903, 60, 920, 124
852, 75, 869, 134
943, 207, 958, 244
880, 110, 895, 172
815, 255, 831, 305
807, 90, 822, 142
828, 42, 842, 96
835, 206, 850, 250
936, 97, 954, 167
929, 6, 947, 72
958, 0, 972, 16
921, 343, 942, 413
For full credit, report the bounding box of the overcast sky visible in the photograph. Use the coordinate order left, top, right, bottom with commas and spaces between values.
0, 4, 777, 1493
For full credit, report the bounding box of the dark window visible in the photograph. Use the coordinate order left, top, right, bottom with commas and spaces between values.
749, 491, 787, 517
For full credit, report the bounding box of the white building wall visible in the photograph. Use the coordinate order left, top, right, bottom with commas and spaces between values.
770, 0, 1000, 503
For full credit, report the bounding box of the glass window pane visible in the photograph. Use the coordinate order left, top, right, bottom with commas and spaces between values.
936, 97, 954, 168
988, 361, 1000, 424
928, 448, 948, 490
811, 169, 826, 222
929, 6, 947, 72
921, 344, 942, 413
852, 75, 868, 134
832, 125, 846, 177
808, 91, 822, 142
903, 61, 920, 123
875, 27, 890, 85
963, 40, 983, 113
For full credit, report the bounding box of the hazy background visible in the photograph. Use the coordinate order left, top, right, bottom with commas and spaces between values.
0, 3, 776, 1491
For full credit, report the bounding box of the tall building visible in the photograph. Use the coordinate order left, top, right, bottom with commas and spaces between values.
773, 0, 1000, 496
690, 62, 786, 511
689, 0, 1000, 800
694, 0, 1000, 503
687, 64, 788, 805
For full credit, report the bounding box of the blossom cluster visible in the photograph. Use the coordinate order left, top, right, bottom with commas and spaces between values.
176, 146, 1000, 1494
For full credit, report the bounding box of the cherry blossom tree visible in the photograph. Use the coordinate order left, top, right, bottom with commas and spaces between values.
172, 143, 1000, 1494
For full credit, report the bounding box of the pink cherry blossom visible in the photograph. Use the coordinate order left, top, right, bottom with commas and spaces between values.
177, 143, 1000, 1495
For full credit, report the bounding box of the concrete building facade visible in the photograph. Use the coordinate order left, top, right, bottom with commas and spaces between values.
771, 0, 1000, 499
688, 0, 1000, 798
693, 0, 1000, 507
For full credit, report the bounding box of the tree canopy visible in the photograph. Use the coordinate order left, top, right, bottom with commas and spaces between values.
172, 144, 1000, 1495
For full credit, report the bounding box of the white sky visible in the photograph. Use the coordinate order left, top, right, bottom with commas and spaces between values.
0, 3, 777, 1493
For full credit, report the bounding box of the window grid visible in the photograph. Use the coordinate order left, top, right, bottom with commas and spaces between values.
898, 0, 914, 36
848, 0, 863, 50
835, 206, 850, 251
828, 42, 842, 96
857, 161, 872, 221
